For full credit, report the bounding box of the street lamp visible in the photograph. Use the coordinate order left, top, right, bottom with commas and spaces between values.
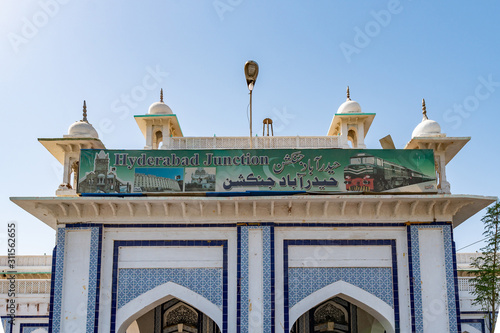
244, 60, 259, 148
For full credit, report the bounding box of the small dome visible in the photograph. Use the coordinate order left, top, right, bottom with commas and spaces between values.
67, 120, 99, 138
337, 100, 362, 114
337, 86, 362, 114
411, 99, 444, 138
65, 101, 98, 138
148, 88, 173, 115
412, 119, 442, 138
148, 101, 173, 115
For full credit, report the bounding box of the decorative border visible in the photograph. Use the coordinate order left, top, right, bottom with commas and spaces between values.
109, 240, 228, 333
450, 227, 462, 333
237, 225, 275, 333
407, 223, 458, 332
1, 316, 49, 333
48, 226, 102, 333
20, 323, 49, 333
71, 222, 409, 229
461, 319, 485, 333
48, 228, 65, 332
117, 268, 223, 309
47, 245, 57, 333
282, 239, 400, 333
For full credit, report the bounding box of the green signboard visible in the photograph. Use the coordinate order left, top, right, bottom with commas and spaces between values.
77, 149, 437, 194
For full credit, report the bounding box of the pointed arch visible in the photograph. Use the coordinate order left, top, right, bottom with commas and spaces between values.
116, 281, 222, 333
289, 280, 395, 333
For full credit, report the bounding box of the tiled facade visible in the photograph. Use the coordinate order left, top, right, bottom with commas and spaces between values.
282, 238, 400, 332
117, 268, 223, 309
462, 319, 485, 333
288, 267, 394, 308
237, 225, 275, 333
110, 239, 229, 333
0, 316, 49, 333
408, 224, 460, 333
31, 221, 475, 333
49, 226, 102, 333
20, 324, 49, 333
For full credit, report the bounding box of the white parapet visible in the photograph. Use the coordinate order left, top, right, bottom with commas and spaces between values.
162, 136, 340, 150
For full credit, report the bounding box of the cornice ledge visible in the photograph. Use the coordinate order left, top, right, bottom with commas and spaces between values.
11, 194, 496, 229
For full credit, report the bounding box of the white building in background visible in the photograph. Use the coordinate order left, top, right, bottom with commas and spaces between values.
2, 88, 496, 333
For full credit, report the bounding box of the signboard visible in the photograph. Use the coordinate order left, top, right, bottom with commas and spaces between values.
77, 149, 437, 195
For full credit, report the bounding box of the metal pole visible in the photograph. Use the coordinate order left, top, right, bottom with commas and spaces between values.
249, 90, 253, 148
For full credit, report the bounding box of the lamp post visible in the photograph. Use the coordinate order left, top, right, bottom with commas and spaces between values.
244, 60, 259, 148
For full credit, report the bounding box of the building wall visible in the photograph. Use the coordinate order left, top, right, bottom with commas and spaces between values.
44, 219, 464, 333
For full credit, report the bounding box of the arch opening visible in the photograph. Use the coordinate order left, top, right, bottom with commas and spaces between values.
154, 130, 163, 149
289, 281, 394, 333
291, 296, 388, 333
125, 297, 221, 333
347, 128, 358, 148
117, 282, 222, 333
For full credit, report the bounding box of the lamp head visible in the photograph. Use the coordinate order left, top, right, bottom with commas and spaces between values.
244, 60, 259, 91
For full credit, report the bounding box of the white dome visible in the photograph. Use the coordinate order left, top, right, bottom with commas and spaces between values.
148, 101, 173, 115
67, 120, 99, 138
412, 119, 442, 138
337, 100, 362, 114
411, 99, 445, 138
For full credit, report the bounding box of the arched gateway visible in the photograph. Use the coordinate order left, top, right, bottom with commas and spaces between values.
117, 283, 222, 333
289, 281, 394, 333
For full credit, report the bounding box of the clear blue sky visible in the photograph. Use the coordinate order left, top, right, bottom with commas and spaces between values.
1, 0, 499, 255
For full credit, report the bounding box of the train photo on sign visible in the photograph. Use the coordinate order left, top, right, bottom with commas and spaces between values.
344, 153, 435, 192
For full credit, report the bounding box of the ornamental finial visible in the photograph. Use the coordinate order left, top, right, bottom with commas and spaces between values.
347, 86, 351, 101
160, 88, 164, 103
83, 100, 88, 122
422, 98, 428, 120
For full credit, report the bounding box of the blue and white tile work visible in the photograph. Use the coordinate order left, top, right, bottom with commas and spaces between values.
283, 239, 399, 333
237, 225, 274, 333
110, 239, 228, 333
1, 317, 12, 333
408, 224, 458, 333
21, 323, 49, 332
288, 267, 393, 308
117, 268, 223, 309
462, 319, 486, 333
85, 227, 101, 332
49, 226, 102, 333
49, 227, 66, 333
462, 321, 484, 333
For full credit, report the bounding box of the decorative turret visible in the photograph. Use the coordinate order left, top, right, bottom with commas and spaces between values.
39, 101, 105, 196
327, 87, 375, 148
405, 99, 469, 193
65, 101, 99, 139
135, 89, 183, 149
411, 99, 444, 139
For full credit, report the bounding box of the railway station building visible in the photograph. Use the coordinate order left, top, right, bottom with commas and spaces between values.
3, 89, 496, 333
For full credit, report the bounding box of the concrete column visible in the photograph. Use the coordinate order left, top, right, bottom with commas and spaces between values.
357, 122, 366, 148
341, 122, 349, 148
145, 120, 153, 149
438, 153, 450, 193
